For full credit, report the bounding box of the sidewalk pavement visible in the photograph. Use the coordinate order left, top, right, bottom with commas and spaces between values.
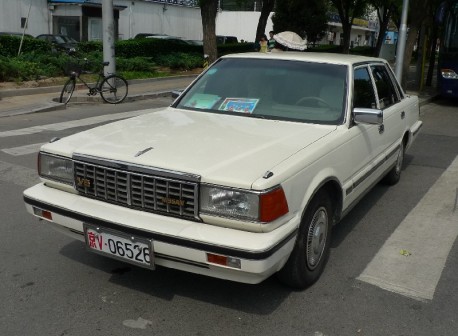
0, 74, 438, 118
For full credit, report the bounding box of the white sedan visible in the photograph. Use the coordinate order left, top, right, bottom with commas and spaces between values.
24, 52, 422, 289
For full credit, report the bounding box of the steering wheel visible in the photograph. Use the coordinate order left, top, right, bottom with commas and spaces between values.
295, 96, 331, 108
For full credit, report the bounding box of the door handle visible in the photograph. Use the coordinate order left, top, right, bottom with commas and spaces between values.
401, 111, 405, 119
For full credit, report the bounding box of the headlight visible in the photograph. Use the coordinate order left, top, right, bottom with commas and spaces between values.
200, 185, 289, 222
38, 152, 74, 185
441, 68, 458, 79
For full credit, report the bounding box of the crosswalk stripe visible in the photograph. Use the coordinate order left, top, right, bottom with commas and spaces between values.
357, 155, 458, 301
2, 142, 45, 156
0, 108, 161, 138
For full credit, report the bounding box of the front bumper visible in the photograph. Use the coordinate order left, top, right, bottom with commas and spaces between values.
24, 183, 299, 284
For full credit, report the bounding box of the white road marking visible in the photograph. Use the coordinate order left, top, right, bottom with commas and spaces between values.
358, 156, 458, 301
0, 108, 161, 138
0, 160, 39, 188
2, 142, 45, 156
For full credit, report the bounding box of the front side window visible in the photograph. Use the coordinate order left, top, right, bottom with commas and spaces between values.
353, 67, 377, 109
174, 58, 347, 125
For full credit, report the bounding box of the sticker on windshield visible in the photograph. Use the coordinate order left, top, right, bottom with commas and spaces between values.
218, 98, 259, 114
184, 94, 220, 109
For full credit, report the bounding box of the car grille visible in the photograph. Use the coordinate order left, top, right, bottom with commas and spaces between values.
74, 161, 199, 220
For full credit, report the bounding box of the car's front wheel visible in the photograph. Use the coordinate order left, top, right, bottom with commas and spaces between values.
277, 190, 334, 289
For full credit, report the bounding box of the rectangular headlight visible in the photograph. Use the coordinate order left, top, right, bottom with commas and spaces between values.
200, 186, 259, 221
200, 185, 289, 223
38, 152, 74, 185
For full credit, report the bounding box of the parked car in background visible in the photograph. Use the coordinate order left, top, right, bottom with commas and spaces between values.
23, 52, 422, 289
216, 35, 238, 44
145, 34, 190, 45
36, 34, 78, 54
184, 39, 203, 46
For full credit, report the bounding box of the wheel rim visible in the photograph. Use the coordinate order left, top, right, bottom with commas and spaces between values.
306, 207, 328, 270
395, 145, 404, 175
101, 77, 127, 103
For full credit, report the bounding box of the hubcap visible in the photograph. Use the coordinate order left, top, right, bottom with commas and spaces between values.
306, 207, 328, 270
395, 145, 404, 175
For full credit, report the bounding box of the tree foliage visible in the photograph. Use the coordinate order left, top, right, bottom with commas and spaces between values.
369, 0, 400, 56
272, 0, 329, 43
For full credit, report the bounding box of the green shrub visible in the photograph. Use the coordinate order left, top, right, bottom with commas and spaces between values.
116, 38, 202, 58
154, 52, 203, 70
217, 42, 256, 56
350, 46, 376, 56
0, 56, 42, 81
116, 57, 156, 72
0, 35, 50, 57
307, 44, 343, 53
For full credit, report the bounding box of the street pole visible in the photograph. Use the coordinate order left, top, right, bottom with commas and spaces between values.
18, 0, 32, 56
395, 0, 409, 81
102, 0, 116, 76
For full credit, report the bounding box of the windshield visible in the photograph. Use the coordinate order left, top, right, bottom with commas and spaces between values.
444, 3, 458, 53
175, 58, 347, 124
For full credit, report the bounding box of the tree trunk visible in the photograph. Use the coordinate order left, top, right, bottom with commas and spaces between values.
426, 23, 438, 86
200, 0, 218, 64
374, 5, 394, 57
341, 21, 352, 54
255, 0, 275, 42
401, 25, 419, 88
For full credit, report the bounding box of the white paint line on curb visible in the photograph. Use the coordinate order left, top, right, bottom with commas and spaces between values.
358, 156, 458, 301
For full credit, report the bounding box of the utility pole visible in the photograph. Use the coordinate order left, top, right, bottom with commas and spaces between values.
102, 0, 116, 76
395, 0, 409, 81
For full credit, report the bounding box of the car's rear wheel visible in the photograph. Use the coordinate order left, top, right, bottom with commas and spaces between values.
277, 190, 334, 289
382, 140, 405, 185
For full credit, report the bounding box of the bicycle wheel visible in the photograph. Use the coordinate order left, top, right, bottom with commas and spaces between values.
99, 75, 128, 104
59, 78, 76, 104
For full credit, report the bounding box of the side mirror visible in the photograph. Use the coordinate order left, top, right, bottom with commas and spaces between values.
353, 107, 383, 125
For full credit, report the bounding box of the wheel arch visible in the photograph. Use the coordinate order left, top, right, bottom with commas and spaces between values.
300, 177, 343, 226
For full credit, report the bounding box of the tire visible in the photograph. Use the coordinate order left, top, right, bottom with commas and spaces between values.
382, 140, 405, 185
99, 75, 128, 104
277, 190, 334, 289
59, 78, 76, 104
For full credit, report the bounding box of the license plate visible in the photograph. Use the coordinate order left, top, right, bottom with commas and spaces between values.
83, 224, 154, 269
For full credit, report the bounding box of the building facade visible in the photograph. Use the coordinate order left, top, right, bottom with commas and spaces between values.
0, 0, 378, 47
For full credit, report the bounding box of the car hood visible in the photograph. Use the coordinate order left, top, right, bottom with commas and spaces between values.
43, 108, 336, 188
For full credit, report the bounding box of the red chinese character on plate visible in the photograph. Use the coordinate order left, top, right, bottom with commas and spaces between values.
87, 231, 97, 248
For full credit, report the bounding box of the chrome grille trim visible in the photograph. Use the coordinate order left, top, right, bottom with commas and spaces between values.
73, 158, 200, 221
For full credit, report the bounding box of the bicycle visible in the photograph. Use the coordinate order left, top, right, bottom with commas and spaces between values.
60, 59, 128, 104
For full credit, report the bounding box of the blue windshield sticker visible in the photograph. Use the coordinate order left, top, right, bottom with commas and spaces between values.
219, 98, 259, 114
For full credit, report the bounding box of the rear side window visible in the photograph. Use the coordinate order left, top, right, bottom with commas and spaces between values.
353, 67, 377, 109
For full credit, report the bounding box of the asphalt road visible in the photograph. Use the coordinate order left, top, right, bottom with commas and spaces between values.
0, 97, 457, 336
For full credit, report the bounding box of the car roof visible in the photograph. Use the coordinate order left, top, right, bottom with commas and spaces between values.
222, 52, 386, 66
